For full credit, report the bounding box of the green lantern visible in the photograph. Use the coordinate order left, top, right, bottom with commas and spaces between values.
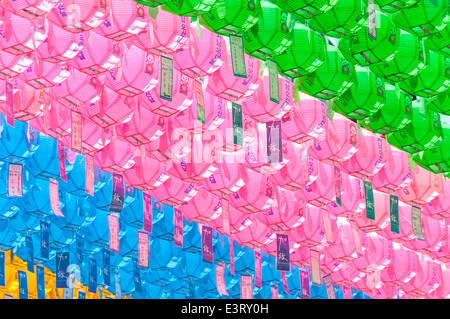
199, 0, 260, 35
399, 50, 450, 98
297, 45, 355, 100
337, 12, 400, 67
412, 125, 450, 173
426, 23, 450, 56
359, 83, 413, 133
387, 100, 443, 154
136, 0, 168, 7
332, 65, 386, 120
161, 0, 217, 16
375, 0, 419, 13
271, 21, 327, 79
427, 88, 450, 115
307, 0, 367, 38
369, 30, 427, 82
242, 1, 295, 60
274, 0, 338, 20
392, 0, 450, 38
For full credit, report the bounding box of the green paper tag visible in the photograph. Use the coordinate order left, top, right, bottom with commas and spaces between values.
160, 56, 173, 102
232, 103, 243, 147
229, 34, 247, 78
411, 206, 426, 241
148, 7, 159, 20
364, 181, 375, 220
389, 194, 399, 234
195, 80, 205, 124
267, 59, 280, 104
325, 100, 334, 121
293, 78, 300, 104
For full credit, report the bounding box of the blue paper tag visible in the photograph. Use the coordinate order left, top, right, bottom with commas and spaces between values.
133, 257, 142, 293
78, 290, 86, 299
36, 265, 46, 299
56, 252, 70, 288
40, 221, 49, 260
76, 233, 83, 267
110, 173, 125, 213
114, 272, 122, 299
88, 257, 97, 294
26, 234, 34, 273
0, 251, 4, 287
202, 225, 214, 264
103, 249, 110, 287
18, 270, 28, 299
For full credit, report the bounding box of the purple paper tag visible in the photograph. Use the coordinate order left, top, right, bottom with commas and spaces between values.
58, 140, 67, 183
109, 173, 124, 213
271, 284, 279, 299
240, 275, 253, 299
266, 121, 282, 163
300, 269, 310, 299
202, 225, 214, 264
276, 233, 290, 271
324, 274, 336, 299
138, 230, 149, 269
5, 81, 14, 127
108, 213, 120, 253
254, 249, 262, 288
143, 192, 152, 233
173, 208, 183, 248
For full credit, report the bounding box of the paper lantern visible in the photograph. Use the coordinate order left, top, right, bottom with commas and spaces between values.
161, 0, 217, 16
149, 236, 183, 270
412, 125, 450, 173
351, 190, 390, 233
338, 12, 400, 67
136, 0, 168, 7
392, 0, 450, 37
201, 160, 248, 196
402, 214, 447, 254
272, 21, 327, 79
16, 178, 51, 218
360, 83, 413, 134
168, 149, 220, 183
0, 50, 34, 80
352, 232, 393, 274
233, 218, 276, 250
20, 60, 72, 90
199, 0, 260, 36
379, 242, 418, 287
377, 201, 415, 243
87, 173, 136, 211
369, 30, 427, 83
289, 246, 342, 275
28, 100, 72, 140
399, 50, 450, 98
274, 0, 337, 19
178, 188, 222, 223
296, 161, 335, 207
242, 1, 294, 60
375, 0, 419, 13
50, 192, 96, 230
58, 153, 89, 196
427, 87, 450, 115
4, 0, 58, 19
307, 0, 367, 38
207, 205, 256, 235
171, 250, 212, 283
289, 204, 328, 248
298, 45, 355, 100
93, 138, 136, 174
401, 255, 441, 298
122, 155, 170, 191
84, 210, 126, 250
149, 177, 199, 206
327, 173, 365, 218
329, 263, 367, 287
332, 65, 386, 120
421, 181, 450, 219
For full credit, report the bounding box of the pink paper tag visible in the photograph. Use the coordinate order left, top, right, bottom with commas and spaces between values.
229, 238, 235, 276
49, 178, 64, 217
108, 213, 120, 253
215, 263, 229, 296
173, 208, 183, 248
143, 192, 152, 233
7, 163, 23, 197
71, 110, 82, 153
254, 249, 262, 288
343, 286, 352, 299
280, 271, 291, 295
271, 284, 279, 299
240, 275, 253, 299
85, 154, 94, 196
58, 140, 67, 182
222, 198, 230, 235
321, 208, 334, 244
310, 249, 321, 286
138, 230, 149, 269
5, 81, 14, 128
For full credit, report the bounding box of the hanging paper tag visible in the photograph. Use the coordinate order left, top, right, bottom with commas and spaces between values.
310, 249, 322, 286
343, 286, 352, 299
229, 34, 247, 78
88, 257, 97, 294
280, 271, 291, 295
267, 121, 282, 163
232, 103, 243, 148
390, 194, 399, 234
5, 81, 14, 128
230, 238, 235, 276
271, 284, 279, 299
7, 163, 23, 197
222, 198, 230, 235
254, 249, 262, 288
36, 265, 45, 299
0, 251, 4, 287
58, 140, 67, 182
240, 275, 253, 299
334, 166, 342, 207
324, 274, 336, 299
109, 173, 124, 213
78, 290, 86, 299
133, 257, 142, 293
76, 233, 83, 266
215, 263, 229, 296
85, 154, 94, 196
160, 55, 173, 101
114, 272, 122, 299
300, 269, 310, 299
173, 208, 183, 248
108, 213, 120, 253
26, 234, 34, 273
26, 124, 39, 152
202, 225, 214, 264
276, 233, 290, 271
364, 181, 375, 220
412, 206, 425, 240
56, 252, 69, 288
103, 249, 111, 286
368, 0, 377, 40
138, 230, 149, 269
71, 110, 82, 153
50, 179, 64, 217
321, 208, 334, 244
267, 59, 280, 104
143, 192, 152, 233
63, 274, 74, 299
18, 271, 28, 299
195, 80, 205, 124
40, 220, 49, 260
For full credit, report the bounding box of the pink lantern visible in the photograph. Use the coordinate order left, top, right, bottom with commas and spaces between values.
422, 181, 450, 219
296, 161, 335, 207
428, 263, 450, 299
122, 155, 170, 192
402, 215, 448, 255
0, 50, 34, 80
352, 232, 393, 274
339, 129, 388, 180
289, 204, 328, 249
179, 187, 223, 224
20, 60, 71, 89
139, 59, 194, 117
233, 218, 276, 250
167, 149, 220, 183
144, 129, 179, 162
380, 243, 419, 288
207, 205, 256, 235
227, 169, 276, 214
289, 246, 342, 276
308, 113, 360, 165
431, 224, 450, 263
396, 165, 443, 207
172, 26, 225, 79
205, 52, 259, 102
281, 94, 327, 145
149, 177, 200, 206
352, 275, 397, 298
401, 255, 442, 298
46, 0, 110, 34
351, 189, 390, 233
131, 10, 190, 55
241, 74, 293, 123
330, 263, 367, 287
377, 201, 415, 244
28, 99, 71, 139
370, 145, 413, 194
5, 0, 58, 20
93, 138, 135, 174
327, 173, 365, 218
93, 0, 149, 41
67, 30, 122, 75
